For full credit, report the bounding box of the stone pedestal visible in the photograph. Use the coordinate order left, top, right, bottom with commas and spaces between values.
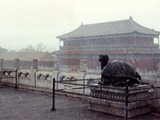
88, 84, 152, 118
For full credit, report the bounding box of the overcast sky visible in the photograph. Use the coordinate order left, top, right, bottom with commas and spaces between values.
0, 0, 160, 52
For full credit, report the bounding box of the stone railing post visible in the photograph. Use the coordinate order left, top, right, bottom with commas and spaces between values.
14, 58, 20, 70
54, 59, 59, 70
153, 62, 160, 110
31, 59, 38, 87
80, 59, 87, 72
0, 59, 4, 69
32, 59, 38, 69
0, 59, 4, 82
14, 58, 20, 86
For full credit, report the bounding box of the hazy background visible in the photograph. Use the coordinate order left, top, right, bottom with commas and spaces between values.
0, 0, 160, 52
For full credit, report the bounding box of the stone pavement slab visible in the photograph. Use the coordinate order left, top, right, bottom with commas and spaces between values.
0, 86, 160, 120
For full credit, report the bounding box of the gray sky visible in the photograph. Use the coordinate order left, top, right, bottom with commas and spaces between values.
0, 0, 160, 51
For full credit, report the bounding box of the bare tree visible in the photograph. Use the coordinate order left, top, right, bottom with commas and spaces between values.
35, 43, 46, 52
20, 43, 46, 52
20, 45, 35, 52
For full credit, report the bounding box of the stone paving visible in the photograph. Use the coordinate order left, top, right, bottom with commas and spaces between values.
0, 86, 160, 120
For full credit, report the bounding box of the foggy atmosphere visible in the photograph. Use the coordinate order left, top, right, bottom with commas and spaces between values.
0, 0, 160, 51
1, 0, 160, 120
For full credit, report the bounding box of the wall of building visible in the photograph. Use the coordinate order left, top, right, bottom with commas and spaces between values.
58, 35, 160, 70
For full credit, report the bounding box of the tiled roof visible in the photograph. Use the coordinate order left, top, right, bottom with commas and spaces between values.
57, 17, 160, 39
0, 52, 56, 61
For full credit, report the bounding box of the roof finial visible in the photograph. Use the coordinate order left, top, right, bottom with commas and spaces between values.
129, 16, 135, 31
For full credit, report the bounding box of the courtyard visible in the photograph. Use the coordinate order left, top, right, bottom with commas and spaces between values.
0, 86, 160, 120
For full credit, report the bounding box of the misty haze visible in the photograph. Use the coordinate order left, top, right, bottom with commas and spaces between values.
1, 0, 160, 120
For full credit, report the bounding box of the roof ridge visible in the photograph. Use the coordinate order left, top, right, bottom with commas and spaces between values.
57, 24, 82, 39
131, 19, 160, 34
82, 18, 130, 26
57, 17, 160, 39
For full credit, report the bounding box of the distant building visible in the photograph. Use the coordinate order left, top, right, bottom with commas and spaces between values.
0, 52, 56, 69
0, 47, 8, 52
57, 17, 160, 71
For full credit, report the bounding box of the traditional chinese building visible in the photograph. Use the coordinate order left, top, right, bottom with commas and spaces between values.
57, 17, 160, 71
0, 52, 56, 69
